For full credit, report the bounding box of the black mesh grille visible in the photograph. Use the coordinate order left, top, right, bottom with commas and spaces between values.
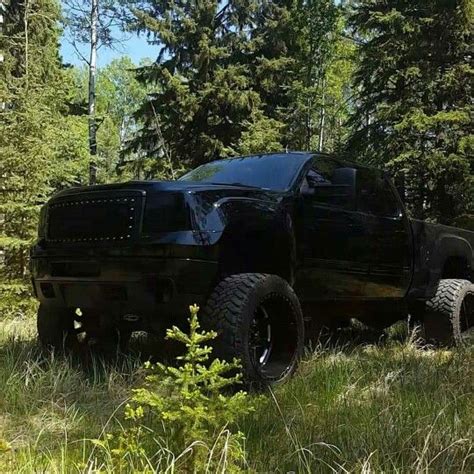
47, 194, 142, 243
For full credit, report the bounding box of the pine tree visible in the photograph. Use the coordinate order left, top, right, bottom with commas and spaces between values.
102, 305, 253, 472
348, 0, 473, 224
0, 0, 89, 315
127, 0, 266, 174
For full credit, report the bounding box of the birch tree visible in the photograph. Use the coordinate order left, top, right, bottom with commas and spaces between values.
62, 0, 127, 184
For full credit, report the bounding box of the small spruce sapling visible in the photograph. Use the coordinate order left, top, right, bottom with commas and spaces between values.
104, 304, 253, 472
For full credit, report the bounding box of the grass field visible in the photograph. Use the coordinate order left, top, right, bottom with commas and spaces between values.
0, 316, 472, 472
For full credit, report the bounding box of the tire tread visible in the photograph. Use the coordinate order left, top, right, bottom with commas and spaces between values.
424, 278, 473, 345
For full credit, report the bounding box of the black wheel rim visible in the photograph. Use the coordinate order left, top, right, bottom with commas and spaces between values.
249, 295, 299, 381
250, 306, 273, 367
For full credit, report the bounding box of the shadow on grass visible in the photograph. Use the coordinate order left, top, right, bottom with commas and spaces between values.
0, 316, 414, 385
305, 318, 412, 355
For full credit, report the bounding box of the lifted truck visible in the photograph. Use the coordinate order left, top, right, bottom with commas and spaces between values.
31, 152, 474, 385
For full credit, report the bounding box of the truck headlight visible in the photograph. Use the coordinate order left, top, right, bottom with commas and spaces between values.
142, 192, 190, 235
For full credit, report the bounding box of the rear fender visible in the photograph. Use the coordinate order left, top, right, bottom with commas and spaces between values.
426, 235, 472, 296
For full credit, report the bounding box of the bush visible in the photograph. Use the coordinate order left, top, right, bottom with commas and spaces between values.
97, 304, 254, 472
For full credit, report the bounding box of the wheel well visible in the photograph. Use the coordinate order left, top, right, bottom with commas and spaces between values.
219, 230, 294, 284
442, 256, 472, 281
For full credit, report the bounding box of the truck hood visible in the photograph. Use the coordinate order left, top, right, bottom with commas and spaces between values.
45, 180, 286, 243
52, 180, 280, 199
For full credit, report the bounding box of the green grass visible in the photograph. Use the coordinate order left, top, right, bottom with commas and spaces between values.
0, 317, 472, 472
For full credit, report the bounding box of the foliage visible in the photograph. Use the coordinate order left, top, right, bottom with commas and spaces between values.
236, 109, 284, 156
100, 304, 253, 472
348, 0, 473, 223
0, 318, 472, 471
0, 0, 89, 297
62, 0, 134, 184
288, 0, 356, 152
126, 0, 354, 168
0, 282, 37, 320
126, 0, 265, 172
71, 57, 150, 182
243, 329, 474, 472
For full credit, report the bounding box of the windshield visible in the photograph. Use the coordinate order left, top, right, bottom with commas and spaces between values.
178, 154, 307, 191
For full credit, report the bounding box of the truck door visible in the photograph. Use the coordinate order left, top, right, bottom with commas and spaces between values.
356, 169, 412, 298
295, 157, 371, 300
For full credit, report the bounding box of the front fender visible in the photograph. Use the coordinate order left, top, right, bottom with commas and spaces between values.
189, 193, 296, 283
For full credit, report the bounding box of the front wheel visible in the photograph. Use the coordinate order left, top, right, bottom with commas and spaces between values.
37, 305, 74, 351
203, 273, 304, 387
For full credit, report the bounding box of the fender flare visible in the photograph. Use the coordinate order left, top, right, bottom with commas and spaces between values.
215, 202, 296, 284
427, 234, 473, 293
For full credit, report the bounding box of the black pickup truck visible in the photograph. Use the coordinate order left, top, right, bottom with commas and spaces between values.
31, 152, 474, 384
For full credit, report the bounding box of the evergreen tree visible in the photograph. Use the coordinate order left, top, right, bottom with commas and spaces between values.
250, 0, 295, 129
0, 0, 89, 314
127, 0, 269, 174
127, 0, 354, 167
348, 0, 473, 223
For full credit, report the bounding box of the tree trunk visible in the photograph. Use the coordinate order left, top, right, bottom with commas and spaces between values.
318, 80, 326, 152
88, 0, 98, 185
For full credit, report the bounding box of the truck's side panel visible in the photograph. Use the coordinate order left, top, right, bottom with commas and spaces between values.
408, 220, 474, 299
295, 157, 373, 300
354, 169, 413, 299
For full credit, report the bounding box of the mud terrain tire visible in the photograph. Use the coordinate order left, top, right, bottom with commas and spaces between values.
203, 273, 304, 387
423, 279, 474, 346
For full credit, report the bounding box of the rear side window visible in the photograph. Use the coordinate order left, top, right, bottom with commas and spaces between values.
357, 170, 400, 218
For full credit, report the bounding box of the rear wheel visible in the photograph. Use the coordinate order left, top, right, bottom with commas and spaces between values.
423, 279, 474, 345
203, 273, 304, 387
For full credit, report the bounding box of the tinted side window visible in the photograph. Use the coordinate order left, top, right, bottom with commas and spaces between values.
301, 157, 354, 210
357, 170, 400, 217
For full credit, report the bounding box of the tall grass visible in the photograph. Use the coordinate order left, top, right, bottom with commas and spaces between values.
242, 327, 474, 472
0, 318, 141, 472
0, 317, 472, 472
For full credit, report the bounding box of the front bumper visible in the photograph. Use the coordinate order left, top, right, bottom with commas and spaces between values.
31, 256, 218, 328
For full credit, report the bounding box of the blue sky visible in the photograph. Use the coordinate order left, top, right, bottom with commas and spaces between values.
60, 30, 157, 67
